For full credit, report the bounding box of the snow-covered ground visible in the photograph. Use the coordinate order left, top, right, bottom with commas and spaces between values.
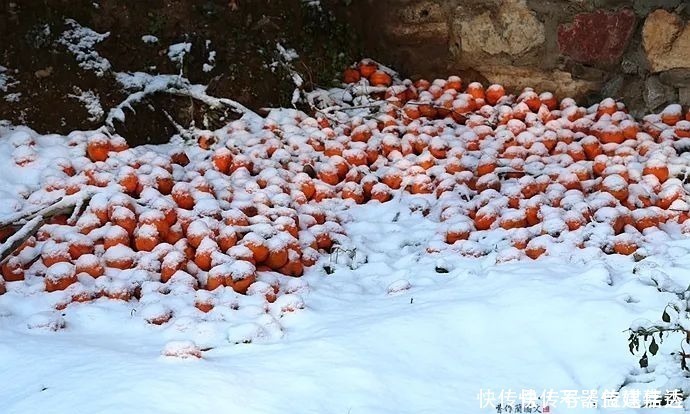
2, 199, 687, 414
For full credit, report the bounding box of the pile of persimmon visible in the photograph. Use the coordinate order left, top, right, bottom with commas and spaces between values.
0, 124, 345, 310
335, 60, 690, 259
2, 59, 690, 304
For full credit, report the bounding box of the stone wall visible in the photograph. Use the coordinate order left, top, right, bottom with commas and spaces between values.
348, 0, 690, 116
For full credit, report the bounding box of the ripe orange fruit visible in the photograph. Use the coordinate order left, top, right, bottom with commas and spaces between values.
75, 254, 104, 278
369, 70, 392, 87
110, 206, 137, 236
103, 225, 130, 250
67, 234, 94, 260
485, 84, 505, 105
358, 59, 378, 78
212, 148, 233, 174
86, 135, 111, 162
612, 235, 637, 255
2, 257, 24, 281
240, 233, 269, 264
642, 160, 669, 183
343, 67, 361, 83
45, 262, 78, 292
601, 174, 629, 202
41, 241, 71, 268
134, 224, 160, 252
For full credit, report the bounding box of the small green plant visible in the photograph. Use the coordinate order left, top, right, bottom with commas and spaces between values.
627, 302, 690, 370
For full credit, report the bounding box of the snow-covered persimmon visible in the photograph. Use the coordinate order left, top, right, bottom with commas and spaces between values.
369, 70, 392, 87
343, 67, 360, 84
45, 262, 78, 292
86, 135, 111, 162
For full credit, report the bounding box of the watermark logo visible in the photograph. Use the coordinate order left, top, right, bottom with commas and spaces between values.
477, 388, 683, 412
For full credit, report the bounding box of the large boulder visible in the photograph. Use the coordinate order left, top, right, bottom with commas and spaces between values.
454, 0, 545, 57
557, 9, 636, 66
642, 9, 690, 73
478, 65, 601, 100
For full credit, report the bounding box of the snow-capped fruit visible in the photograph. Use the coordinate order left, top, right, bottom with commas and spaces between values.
271, 293, 305, 315
611, 234, 638, 255
205, 270, 225, 291
358, 59, 378, 78
86, 135, 111, 162
212, 147, 233, 174
247, 281, 277, 303
661, 104, 682, 126
265, 240, 289, 271
75, 254, 104, 278
171, 182, 195, 210
45, 262, 78, 292
134, 224, 160, 252
474, 207, 498, 231
240, 233, 269, 264
110, 206, 136, 235
161, 250, 186, 283
194, 237, 219, 271
1, 257, 24, 282
369, 70, 392, 87
194, 291, 215, 313
642, 160, 669, 183
597, 124, 625, 145
41, 241, 71, 268
278, 252, 304, 277
343, 67, 361, 83
601, 174, 629, 202
142, 303, 173, 325
525, 244, 546, 260
103, 245, 135, 270
485, 84, 505, 105
162, 340, 202, 359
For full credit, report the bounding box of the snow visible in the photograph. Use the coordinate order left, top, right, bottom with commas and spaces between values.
4, 199, 688, 412
141, 35, 159, 44
167, 42, 191, 65
68, 87, 104, 122
58, 19, 111, 77
4, 57, 690, 413
0, 65, 19, 94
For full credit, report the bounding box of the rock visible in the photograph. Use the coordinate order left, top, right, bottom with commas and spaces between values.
601, 75, 624, 98
644, 75, 677, 111
642, 9, 690, 72
618, 77, 647, 118
633, 0, 682, 15
621, 58, 641, 75
383, 1, 449, 44
455, 0, 545, 56
557, 9, 636, 65
395, 1, 446, 23
679, 87, 690, 107
384, 23, 449, 44
478, 65, 601, 100
659, 69, 690, 87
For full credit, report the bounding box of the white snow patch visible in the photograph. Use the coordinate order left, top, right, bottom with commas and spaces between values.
68, 87, 104, 122
58, 19, 111, 76
141, 35, 159, 44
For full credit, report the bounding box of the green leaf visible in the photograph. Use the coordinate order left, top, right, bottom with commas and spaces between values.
629, 341, 635, 355
663, 310, 671, 323
650, 338, 659, 356
639, 353, 649, 368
